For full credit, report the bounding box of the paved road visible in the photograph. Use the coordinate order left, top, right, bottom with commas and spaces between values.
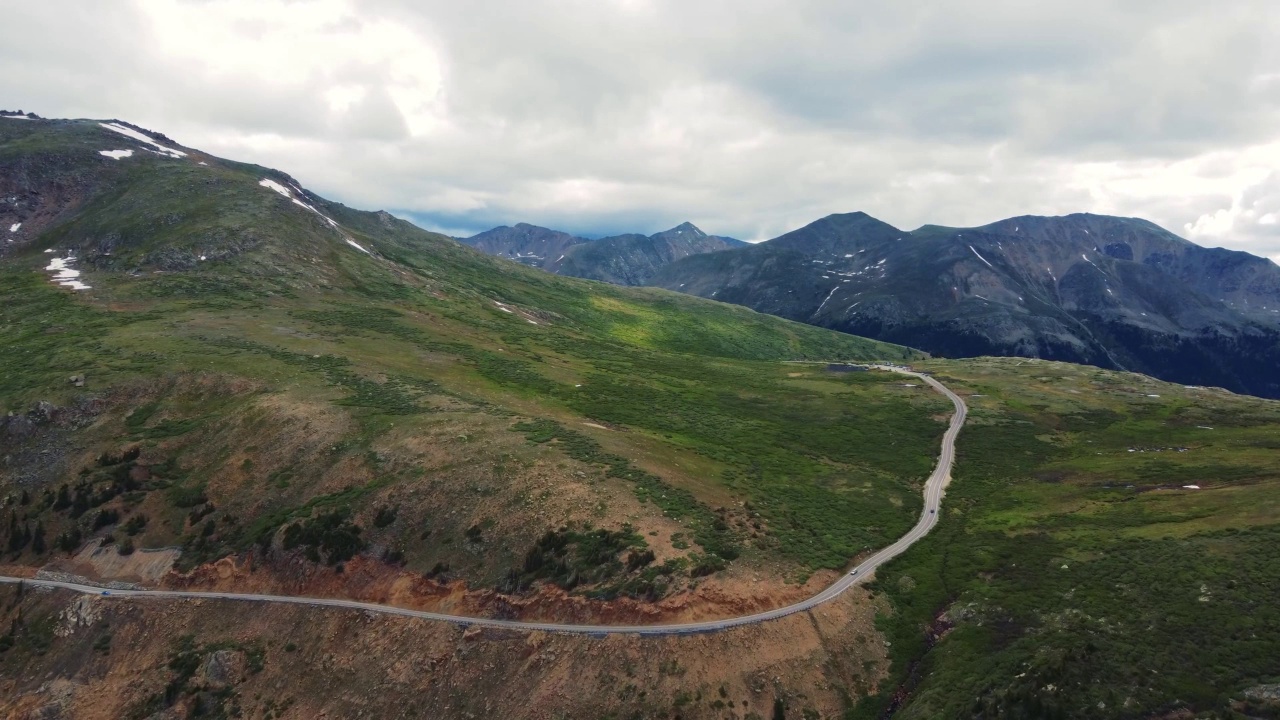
0, 366, 966, 636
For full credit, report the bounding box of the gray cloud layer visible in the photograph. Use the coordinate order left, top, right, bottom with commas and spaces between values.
2, 0, 1278, 259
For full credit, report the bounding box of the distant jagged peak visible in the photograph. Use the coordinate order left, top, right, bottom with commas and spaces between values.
766, 210, 904, 252
655, 221, 707, 239
465, 223, 585, 243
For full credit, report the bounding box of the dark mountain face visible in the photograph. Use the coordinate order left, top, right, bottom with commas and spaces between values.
548, 222, 743, 285
460, 223, 588, 267
652, 212, 1280, 398
464, 220, 743, 285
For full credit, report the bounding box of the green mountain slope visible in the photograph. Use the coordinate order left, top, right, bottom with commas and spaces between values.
859, 358, 1280, 719
0, 117, 926, 601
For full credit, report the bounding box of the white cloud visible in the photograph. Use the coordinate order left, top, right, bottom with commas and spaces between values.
136, 0, 445, 137
1, 0, 1279, 256
1184, 169, 1280, 259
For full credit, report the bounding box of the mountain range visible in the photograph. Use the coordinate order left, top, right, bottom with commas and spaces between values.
461, 221, 744, 285
653, 212, 1280, 397
470, 211, 1280, 398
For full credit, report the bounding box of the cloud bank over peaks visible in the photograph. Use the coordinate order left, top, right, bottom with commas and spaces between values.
1, 0, 1278, 260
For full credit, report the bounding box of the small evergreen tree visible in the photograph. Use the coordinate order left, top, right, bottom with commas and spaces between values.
30, 523, 45, 554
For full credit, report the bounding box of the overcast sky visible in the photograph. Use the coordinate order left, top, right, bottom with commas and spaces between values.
3, 0, 1279, 260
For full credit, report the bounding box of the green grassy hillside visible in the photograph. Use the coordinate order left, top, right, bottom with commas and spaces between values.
1, 118, 928, 602
860, 358, 1280, 719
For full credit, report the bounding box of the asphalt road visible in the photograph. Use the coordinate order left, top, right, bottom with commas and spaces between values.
0, 366, 966, 636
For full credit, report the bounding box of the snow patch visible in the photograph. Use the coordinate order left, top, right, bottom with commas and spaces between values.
99, 122, 186, 158
260, 178, 342, 230
814, 286, 840, 315
259, 179, 292, 198
1183, 485, 1201, 490
968, 245, 994, 268
345, 239, 372, 255
292, 198, 337, 227
8, 223, 19, 233
44, 255, 91, 291
99, 149, 133, 160
1, 114, 31, 120
198, 161, 208, 166
44, 249, 54, 253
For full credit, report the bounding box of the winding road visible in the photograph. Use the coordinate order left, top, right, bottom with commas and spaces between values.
0, 366, 966, 636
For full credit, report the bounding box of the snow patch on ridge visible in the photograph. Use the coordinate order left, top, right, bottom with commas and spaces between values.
99, 122, 186, 158
259, 179, 293, 198
99, 149, 133, 160
259, 178, 343, 231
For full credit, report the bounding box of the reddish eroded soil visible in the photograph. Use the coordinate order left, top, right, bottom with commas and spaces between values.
160, 553, 845, 627
0, 578, 889, 720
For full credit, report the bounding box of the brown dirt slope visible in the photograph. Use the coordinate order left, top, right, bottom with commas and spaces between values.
0, 583, 888, 720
